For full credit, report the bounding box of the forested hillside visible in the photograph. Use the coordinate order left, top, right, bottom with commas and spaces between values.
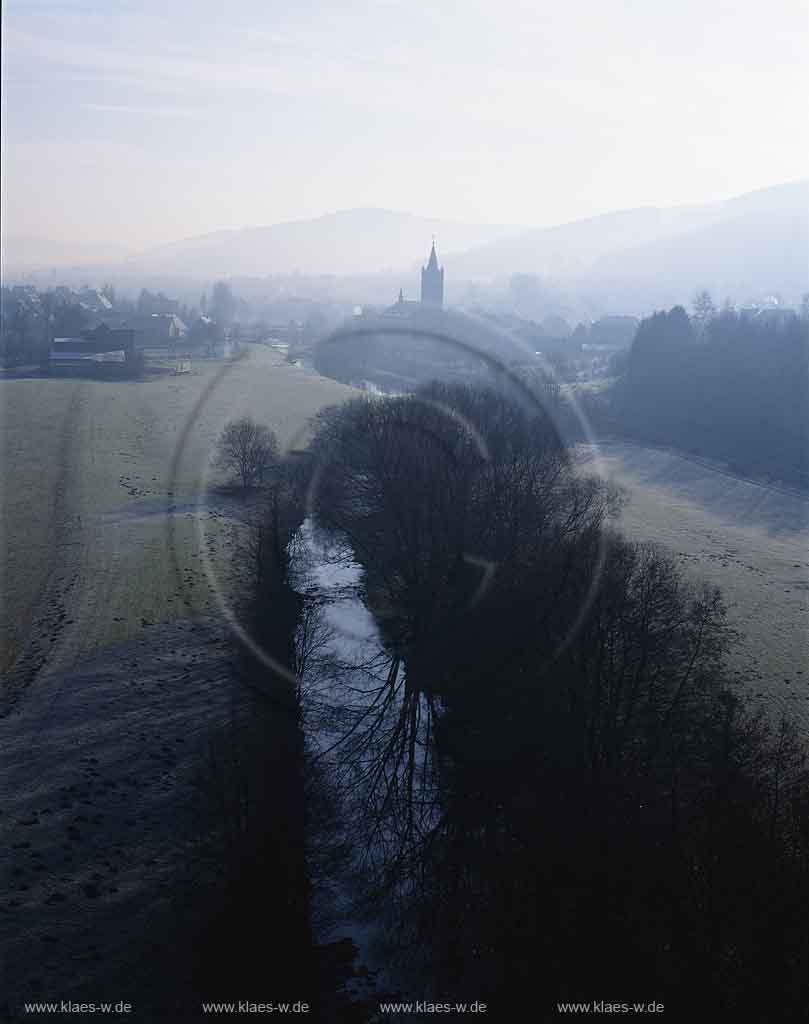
605, 306, 809, 487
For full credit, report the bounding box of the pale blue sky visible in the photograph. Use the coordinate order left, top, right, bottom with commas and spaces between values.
3, 0, 808, 249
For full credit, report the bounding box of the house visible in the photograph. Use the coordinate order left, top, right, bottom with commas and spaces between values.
122, 313, 188, 350
49, 325, 134, 374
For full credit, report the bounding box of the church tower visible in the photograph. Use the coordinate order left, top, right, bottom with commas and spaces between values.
420, 240, 444, 307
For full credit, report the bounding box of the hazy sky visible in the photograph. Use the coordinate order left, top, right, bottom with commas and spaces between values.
3, 0, 808, 250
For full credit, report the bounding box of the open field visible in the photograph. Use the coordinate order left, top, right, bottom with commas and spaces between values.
0, 620, 249, 1014
0, 347, 357, 1012
0, 346, 355, 695
578, 442, 809, 729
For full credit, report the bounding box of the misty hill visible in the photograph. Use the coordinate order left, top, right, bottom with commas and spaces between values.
444, 205, 716, 279
445, 180, 809, 299
4, 183, 805, 310
593, 180, 809, 301
125, 210, 517, 278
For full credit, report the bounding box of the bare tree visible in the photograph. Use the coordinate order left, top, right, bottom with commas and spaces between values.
215, 417, 278, 491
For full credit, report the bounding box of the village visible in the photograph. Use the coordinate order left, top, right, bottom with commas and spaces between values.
0, 282, 312, 377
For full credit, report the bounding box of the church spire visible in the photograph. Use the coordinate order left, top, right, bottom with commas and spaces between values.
420, 239, 444, 306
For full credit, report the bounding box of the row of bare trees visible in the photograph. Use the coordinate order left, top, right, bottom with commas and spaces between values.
292, 383, 809, 1017
226, 382, 809, 1017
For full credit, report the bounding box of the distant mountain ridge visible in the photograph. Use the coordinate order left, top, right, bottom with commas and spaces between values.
444, 180, 809, 283
592, 190, 809, 301
3, 183, 807, 306
125, 209, 517, 278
